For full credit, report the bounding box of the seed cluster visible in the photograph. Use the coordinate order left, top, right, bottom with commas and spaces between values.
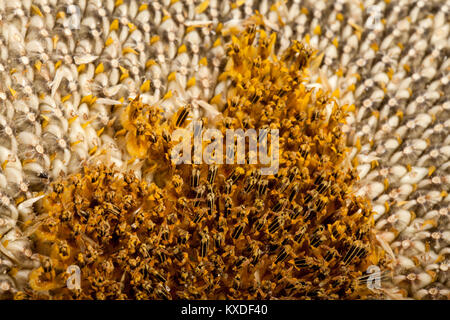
27, 165, 167, 299
1, 0, 447, 300
24, 27, 385, 300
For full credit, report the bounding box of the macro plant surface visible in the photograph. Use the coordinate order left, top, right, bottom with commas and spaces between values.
23, 27, 386, 300
0, 0, 448, 300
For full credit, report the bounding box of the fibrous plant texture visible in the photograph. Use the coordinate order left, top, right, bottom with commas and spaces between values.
0, 0, 448, 301
24, 28, 386, 300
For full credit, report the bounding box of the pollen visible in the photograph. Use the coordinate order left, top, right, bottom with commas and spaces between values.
23, 26, 387, 300
1, 0, 448, 301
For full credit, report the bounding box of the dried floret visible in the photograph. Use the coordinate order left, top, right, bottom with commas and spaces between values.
24, 27, 387, 300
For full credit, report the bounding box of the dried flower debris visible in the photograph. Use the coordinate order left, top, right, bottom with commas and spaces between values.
22, 28, 386, 300
0, 0, 448, 300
